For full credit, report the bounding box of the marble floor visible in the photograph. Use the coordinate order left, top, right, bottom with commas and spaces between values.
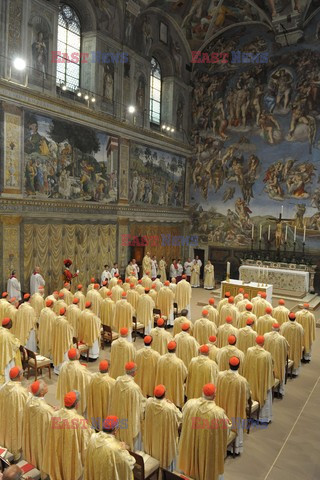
24, 287, 320, 480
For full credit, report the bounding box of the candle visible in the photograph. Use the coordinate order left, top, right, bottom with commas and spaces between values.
281, 205, 284, 217
285, 225, 288, 241
227, 262, 230, 275
303, 226, 306, 243
294, 226, 296, 242
268, 225, 270, 241
259, 224, 262, 240
251, 224, 254, 240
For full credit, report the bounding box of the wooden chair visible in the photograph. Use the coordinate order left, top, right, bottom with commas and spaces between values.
272, 378, 281, 399
19, 345, 28, 371
162, 471, 194, 480
26, 348, 51, 381
129, 450, 160, 480
100, 325, 119, 350
285, 356, 294, 382
173, 303, 180, 319
153, 309, 168, 328
246, 396, 260, 434
132, 316, 145, 342
73, 337, 89, 361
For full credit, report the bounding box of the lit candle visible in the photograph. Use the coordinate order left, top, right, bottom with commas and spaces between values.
259, 224, 262, 240
251, 224, 254, 240
281, 205, 284, 217
294, 226, 296, 242
268, 225, 270, 241
303, 226, 306, 243
285, 225, 288, 241
227, 262, 230, 276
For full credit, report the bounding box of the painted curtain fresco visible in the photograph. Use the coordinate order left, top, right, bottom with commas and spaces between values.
190, 12, 320, 253
129, 143, 185, 207
24, 110, 118, 203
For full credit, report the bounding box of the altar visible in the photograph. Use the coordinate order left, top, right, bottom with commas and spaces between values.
239, 264, 309, 295
221, 279, 273, 303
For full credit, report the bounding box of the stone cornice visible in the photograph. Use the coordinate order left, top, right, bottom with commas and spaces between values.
0, 80, 192, 157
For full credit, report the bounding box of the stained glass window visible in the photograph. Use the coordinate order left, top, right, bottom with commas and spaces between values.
149, 57, 162, 125
56, 4, 81, 90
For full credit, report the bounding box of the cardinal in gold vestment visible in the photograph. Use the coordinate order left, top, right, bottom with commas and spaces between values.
295, 303, 316, 361
256, 307, 276, 336
110, 362, 146, 450
238, 304, 257, 329
113, 293, 134, 335
175, 276, 192, 311
126, 285, 140, 311
237, 319, 257, 353
217, 317, 238, 348
236, 295, 251, 313
144, 385, 182, 468
30, 291, 45, 318
219, 297, 240, 326
264, 323, 288, 396
43, 390, 93, 480
110, 328, 136, 379
52, 308, 74, 375
193, 310, 218, 346
74, 285, 86, 310
155, 342, 187, 408
217, 335, 245, 374
175, 323, 200, 367
100, 292, 115, 327
142, 252, 152, 277
86, 284, 102, 316
111, 283, 124, 303
135, 336, 160, 397
57, 348, 92, 415
66, 299, 81, 338
157, 283, 174, 319
0, 367, 28, 460
203, 298, 219, 325
60, 282, 74, 305
12, 296, 37, 350
173, 311, 193, 336
280, 313, 304, 375
252, 293, 272, 318
53, 293, 68, 315
81, 302, 101, 359
186, 345, 219, 399
179, 384, 231, 480
22, 380, 54, 479
0, 319, 21, 384
38, 299, 56, 357
150, 318, 173, 355
84, 427, 135, 480
272, 299, 290, 325
86, 361, 115, 430
136, 291, 155, 335
208, 335, 220, 363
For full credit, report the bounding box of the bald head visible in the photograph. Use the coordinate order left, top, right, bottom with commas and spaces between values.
3, 465, 23, 480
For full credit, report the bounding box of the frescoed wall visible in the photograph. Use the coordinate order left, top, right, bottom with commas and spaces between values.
129, 142, 185, 207
189, 11, 320, 254
24, 110, 118, 203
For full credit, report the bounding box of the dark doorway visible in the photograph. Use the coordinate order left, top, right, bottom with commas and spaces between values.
194, 248, 205, 279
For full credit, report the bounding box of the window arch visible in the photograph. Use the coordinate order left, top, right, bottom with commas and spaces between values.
56, 4, 81, 90
149, 57, 162, 125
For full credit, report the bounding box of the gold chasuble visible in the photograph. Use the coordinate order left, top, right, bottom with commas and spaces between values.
295, 309, 316, 355
193, 318, 217, 346
173, 316, 193, 336
66, 304, 81, 338
74, 290, 86, 310
113, 299, 134, 332
175, 279, 192, 310
0, 328, 21, 384
126, 289, 139, 311
280, 321, 304, 369
142, 254, 152, 276
12, 302, 36, 346
272, 305, 290, 325
217, 324, 238, 348
110, 374, 146, 449
150, 327, 173, 355
203, 305, 219, 325
85, 289, 102, 316
237, 326, 257, 353
256, 314, 276, 336
52, 316, 74, 366
264, 331, 288, 383
243, 346, 274, 407
60, 287, 74, 305
38, 307, 56, 357
157, 286, 174, 317
238, 311, 257, 329
82, 312, 101, 347
57, 360, 92, 415
111, 285, 124, 303
135, 346, 160, 397
53, 299, 68, 315
84, 432, 135, 480
30, 292, 45, 318
156, 353, 187, 408
136, 294, 155, 327
86, 372, 115, 430
0, 381, 29, 459
100, 297, 115, 327
144, 397, 182, 468
159, 259, 167, 282
175, 331, 200, 367
110, 338, 136, 379
179, 398, 231, 480
186, 356, 219, 399
219, 304, 240, 327
43, 407, 93, 480
217, 345, 245, 374
22, 397, 54, 477
216, 370, 250, 432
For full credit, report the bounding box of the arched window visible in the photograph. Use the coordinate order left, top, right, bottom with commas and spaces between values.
56, 4, 81, 90
149, 57, 162, 125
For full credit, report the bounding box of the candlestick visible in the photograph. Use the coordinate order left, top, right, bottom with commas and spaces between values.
294, 226, 297, 242
259, 224, 262, 240
226, 262, 230, 280
268, 225, 270, 241
251, 224, 254, 240
303, 226, 306, 243
285, 225, 288, 241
